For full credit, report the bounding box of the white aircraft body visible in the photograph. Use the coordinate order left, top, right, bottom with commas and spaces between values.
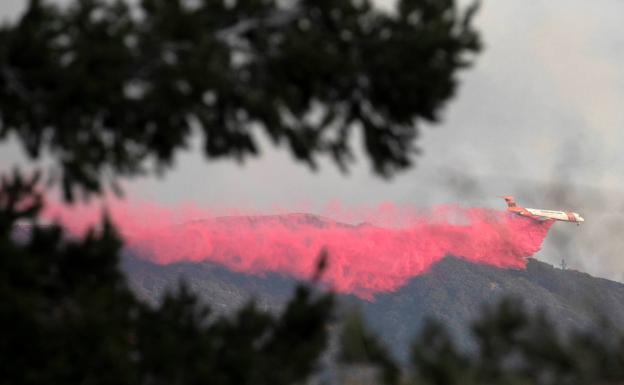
503, 196, 584, 225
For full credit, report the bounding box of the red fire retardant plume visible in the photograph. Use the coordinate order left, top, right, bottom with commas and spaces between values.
44, 202, 553, 299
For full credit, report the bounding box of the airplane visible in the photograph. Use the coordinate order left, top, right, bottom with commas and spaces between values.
502, 196, 584, 225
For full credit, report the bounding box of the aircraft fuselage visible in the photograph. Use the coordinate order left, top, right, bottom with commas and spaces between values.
503, 196, 584, 224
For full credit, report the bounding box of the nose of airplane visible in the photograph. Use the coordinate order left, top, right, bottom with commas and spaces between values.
576, 213, 585, 222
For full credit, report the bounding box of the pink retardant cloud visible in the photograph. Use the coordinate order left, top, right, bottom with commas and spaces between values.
43, 200, 553, 299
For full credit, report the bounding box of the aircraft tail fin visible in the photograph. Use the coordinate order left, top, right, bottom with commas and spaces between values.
503, 196, 517, 208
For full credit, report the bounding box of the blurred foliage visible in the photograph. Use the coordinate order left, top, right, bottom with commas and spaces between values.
339, 299, 624, 385
340, 308, 400, 385
0, 172, 334, 385
0, 0, 480, 200
4, 1, 623, 384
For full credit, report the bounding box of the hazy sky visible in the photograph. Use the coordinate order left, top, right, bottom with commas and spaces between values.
2, 1, 624, 281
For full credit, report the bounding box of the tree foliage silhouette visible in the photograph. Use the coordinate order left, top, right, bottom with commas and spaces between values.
0, 0, 482, 383
0, 0, 480, 200
338, 299, 624, 385
2, 1, 623, 383
412, 299, 624, 385
1, 172, 334, 385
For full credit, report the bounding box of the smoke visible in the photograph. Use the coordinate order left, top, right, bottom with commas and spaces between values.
437, 163, 624, 284
43, 200, 553, 299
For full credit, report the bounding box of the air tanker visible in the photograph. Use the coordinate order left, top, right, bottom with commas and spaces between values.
502, 196, 584, 225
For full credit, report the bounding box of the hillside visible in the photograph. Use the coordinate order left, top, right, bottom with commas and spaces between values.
122, 253, 624, 361
358, 256, 624, 359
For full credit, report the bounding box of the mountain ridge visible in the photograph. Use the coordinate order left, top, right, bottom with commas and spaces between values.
122, 253, 624, 360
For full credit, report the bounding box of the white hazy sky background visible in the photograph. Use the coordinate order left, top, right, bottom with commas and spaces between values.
1, 0, 624, 281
